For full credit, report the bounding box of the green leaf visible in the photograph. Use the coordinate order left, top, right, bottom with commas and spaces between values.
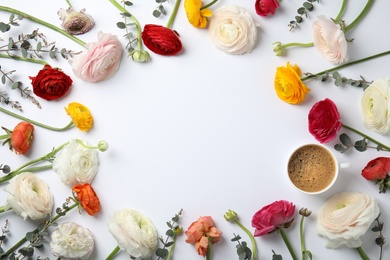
117, 22, 126, 29
124, 1, 133, 6
11, 81, 21, 90
36, 42, 42, 52
153, 10, 161, 18
303, 250, 313, 259
295, 16, 303, 23
339, 133, 352, 146
303, 2, 314, 11
1, 75, 5, 84
21, 48, 28, 58
166, 229, 174, 237
49, 49, 56, 59
355, 139, 367, 152
0, 22, 10, 32
297, 7, 306, 15
165, 241, 174, 247
155, 248, 168, 258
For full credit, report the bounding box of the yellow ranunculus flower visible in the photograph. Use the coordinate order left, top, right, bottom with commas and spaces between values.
65, 102, 93, 132
184, 0, 212, 28
274, 62, 310, 104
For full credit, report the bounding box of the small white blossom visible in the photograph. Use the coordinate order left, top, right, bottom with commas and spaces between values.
317, 192, 380, 249
108, 208, 158, 259
50, 222, 95, 259
58, 7, 95, 35
52, 139, 99, 187
4, 172, 53, 221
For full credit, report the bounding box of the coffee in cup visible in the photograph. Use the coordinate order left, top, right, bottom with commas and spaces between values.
287, 144, 339, 194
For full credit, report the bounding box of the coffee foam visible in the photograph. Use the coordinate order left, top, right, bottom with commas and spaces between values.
288, 145, 336, 193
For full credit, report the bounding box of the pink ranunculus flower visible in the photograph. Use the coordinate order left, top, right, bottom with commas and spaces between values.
251, 200, 295, 236
312, 15, 348, 64
70, 32, 123, 83
255, 0, 280, 17
308, 98, 342, 143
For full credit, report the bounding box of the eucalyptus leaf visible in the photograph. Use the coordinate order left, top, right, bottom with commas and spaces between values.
303, 2, 314, 11
295, 16, 303, 23
153, 10, 161, 18
155, 248, 168, 258
1, 75, 6, 84
117, 22, 126, 29
297, 7, 306, 15
339, 133, 352, 146
355, 139, 367, 152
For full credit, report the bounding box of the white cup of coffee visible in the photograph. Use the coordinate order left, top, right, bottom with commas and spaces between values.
287, 144, 349, 195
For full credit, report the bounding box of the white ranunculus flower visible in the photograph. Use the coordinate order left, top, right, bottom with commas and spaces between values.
317, 192, 380, 249
361, 78, 390, 134
50, 222, 95, 259
4, 172, 53, 221
108, 208, 158, 259
208, 5, 259, 55
312, 15, 348, 64
52, 139, 99, 186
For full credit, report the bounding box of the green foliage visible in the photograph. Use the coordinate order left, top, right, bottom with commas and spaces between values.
231, 234, 252, 260
288, 0, 320, 31
0, 164, 11, 174
305, 71, 372, 89
371, 214, 386, 259
115, 3, 139, 56
272, 249, 283, 260
334, 133, 387, 153
153, 0, 168, 18
156, 209, 183, 259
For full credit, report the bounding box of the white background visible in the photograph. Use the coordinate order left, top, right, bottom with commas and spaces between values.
0, 0, 389, 259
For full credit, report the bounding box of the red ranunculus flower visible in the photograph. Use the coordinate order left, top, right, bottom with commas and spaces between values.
10, 121, 34, 155
72, 183, 101, 216
308, 98, 342, 143
252, 200, 295, 236
141, 24, 182, 56
362, 157, 390, 180
29, 64, 73, 101
255, 0, 280, 17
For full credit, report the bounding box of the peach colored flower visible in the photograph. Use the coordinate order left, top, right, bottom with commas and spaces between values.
10, 121, 34, 155
72, 183, 101, 216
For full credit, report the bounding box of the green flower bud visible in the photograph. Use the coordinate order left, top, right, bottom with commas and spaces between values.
299, 207, 312, 217
224, 209, 238, 222
98, 140, 109, 152
272, 41, 285, 56
131, 50, 151, 63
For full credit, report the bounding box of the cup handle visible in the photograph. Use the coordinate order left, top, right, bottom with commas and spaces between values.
339, 162, 350, 169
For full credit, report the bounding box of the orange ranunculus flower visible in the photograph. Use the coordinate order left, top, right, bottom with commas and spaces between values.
10, 122, 34, 155
65, 102, 93, 132
274, 62, 310, 104
185, 216, 222, 256
72, 183, 100, 216
184, 0, 212, 28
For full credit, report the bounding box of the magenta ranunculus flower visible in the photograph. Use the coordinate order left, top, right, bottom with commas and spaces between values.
308, 98, 342, 143
251, 200, 295, 236
255, 0, 280, 17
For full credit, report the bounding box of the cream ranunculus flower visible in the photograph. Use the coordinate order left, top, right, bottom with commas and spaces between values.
361, 78, 390, 134
208, 5, 259, 55
52, 139, 99, 187
312, 15, 348, 65
317, 192, 380, 249
108, 208, 158, 259
50, 222, 95, 259
4, 172, 53, 221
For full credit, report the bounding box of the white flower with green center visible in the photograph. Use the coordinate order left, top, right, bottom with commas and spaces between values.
317, 192, 380, 249
4, 172, 53, 221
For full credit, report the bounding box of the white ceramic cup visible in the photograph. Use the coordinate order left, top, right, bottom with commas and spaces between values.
287, 143, 349, 195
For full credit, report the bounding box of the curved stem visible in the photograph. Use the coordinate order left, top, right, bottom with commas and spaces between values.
234, 219, 257, 260
356, 246, 370, 260
0, 134, 8, 140
109, 0, 143, 51
166, 234, 177, 260
341, 124, 390, 151
2, 201, 78, 256
206, 240, 212, 260
282, 42, 314, 49
0, 53, 47, 65
166, 0, 182, 29
0, 164, 53, 184
279, 228, 298, 260
334, 0, 348, 22
66, 0, 73, 8
301, 50, 390, 81
0, 106, 74, 131
200, 0, 219, 10
300, 216, 307, 260
345, 0, 373, 34
105, 245, 121, 260
0, 142, 69, 184
0, 5, 86, 47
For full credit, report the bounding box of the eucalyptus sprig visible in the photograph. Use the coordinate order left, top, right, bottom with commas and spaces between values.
0, 65, 40, 109
334, 133, 390, 153
153, 0, 168, 18
372, 214, 386, 260
0, 219, 9, 255
0, 13, 23, 33
288, 0, 320, 31
231, 234, 252, 260
304, 71, 372, 90
0, 90, 21, 111
156, 209, 183, 260
0, 198, 79, 258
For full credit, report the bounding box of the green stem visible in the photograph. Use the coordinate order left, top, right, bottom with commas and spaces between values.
2, 201, 78, 257
300, 216, 306, 260
341, 124, 390, 151
0, 106, 74, 131
301, 50, 390, 81
0, 53, 47, 65
0, 134, 8, 140
234, 219, 257, 260
166, 0, 182, 29
345, 0, 373, 34
66, 0, 73, 8
206, 240, 212, 260
166, 234, 177, 260
105, 245, 121, 260
109, 0, 143, 52
279, 228, 298, 260
200, 0, 218, 10
0, 6, 86, 47
0, 205, 5, 213
356, 246, 370, 260
0, 142, 68, 184
282, 42, 314, 49
334, 0, 347, 22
